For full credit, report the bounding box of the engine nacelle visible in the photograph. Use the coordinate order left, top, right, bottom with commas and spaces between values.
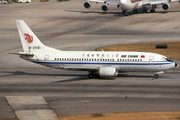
99, 67, 118, 77
101, 4, 109, 12
162, 3, 170, 10
84, 1, 92, 9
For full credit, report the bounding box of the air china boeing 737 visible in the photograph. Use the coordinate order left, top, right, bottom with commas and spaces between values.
83, 0, 180, 16
14, 20, 177, 79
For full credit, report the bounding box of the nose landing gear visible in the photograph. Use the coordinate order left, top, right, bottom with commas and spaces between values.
153, 71, 164, 79
154, 74, 159, 79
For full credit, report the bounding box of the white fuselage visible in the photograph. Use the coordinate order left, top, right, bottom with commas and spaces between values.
16, 20, 177, 78
120, 0, 143, 10
21, 50, 176, 72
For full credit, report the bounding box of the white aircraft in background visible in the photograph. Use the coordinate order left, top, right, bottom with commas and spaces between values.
13, 20, 177, 79
83, 0, 180, 16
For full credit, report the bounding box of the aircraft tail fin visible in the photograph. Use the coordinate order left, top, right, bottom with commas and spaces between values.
16, 20, 45, 52
16, 20, 60, 53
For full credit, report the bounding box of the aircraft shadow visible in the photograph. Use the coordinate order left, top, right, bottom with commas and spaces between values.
118, 74, 153, 78
52, 74, 179, 82
51, 77, 90, 83
52, 74, 154, 83
65, 9, 180, 17
1, 71, 155, 83
0, 71, 85, 78
65, 10, 123, 17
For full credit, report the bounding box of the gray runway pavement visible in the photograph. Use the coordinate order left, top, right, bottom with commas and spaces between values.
0, 0, 180, 119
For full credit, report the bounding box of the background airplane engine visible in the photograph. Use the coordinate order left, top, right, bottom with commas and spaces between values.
162, 3, 170, 10
101, 4, 109, 11
99, 67, 118, 77
84, 1, 92, 9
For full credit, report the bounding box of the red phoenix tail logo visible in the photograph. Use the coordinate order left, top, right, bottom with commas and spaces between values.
24, 33, 33, 43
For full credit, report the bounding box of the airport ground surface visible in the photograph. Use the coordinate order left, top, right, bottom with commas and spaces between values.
0, 0, 180, 119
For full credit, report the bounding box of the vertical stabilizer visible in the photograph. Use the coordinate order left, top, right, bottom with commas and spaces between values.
16, 20, 45, 52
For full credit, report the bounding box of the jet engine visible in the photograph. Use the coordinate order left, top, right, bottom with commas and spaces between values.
84, 1, 92, 9
99, 67, 118, 77
162, 3, 170, 10
101, 4, 109, 12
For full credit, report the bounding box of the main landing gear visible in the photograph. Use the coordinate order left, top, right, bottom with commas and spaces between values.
133, 9, 138, 14
88, 71, 100, 79
123, 6, 155, 16
88, 71, 96, 79
122, 10, 128, 16
88, 72, 94, 79
150, 5, 156, 13
142, 8, 148, 13
150, 9, 155, 13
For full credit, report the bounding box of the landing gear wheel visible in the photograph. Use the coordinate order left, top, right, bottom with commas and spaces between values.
88, 73, 94, 79
133, 9, 138, 14
142, 9, 147, 13
123, 10, 128, 16
150, 9, 155, 13
154, 74, 159, 79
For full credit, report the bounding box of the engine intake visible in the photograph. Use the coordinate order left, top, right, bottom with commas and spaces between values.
84, 1, 91, 9
162, 3, 170, 10
99, 67, 118, 77
101, 4, 109, 12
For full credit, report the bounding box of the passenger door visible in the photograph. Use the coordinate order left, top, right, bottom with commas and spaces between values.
149, 56, 154, 65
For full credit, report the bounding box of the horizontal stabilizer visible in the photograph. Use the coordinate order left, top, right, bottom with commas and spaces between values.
8, 52, 34, 56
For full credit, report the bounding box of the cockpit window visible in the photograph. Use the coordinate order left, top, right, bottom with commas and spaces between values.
165, 58, 173, 62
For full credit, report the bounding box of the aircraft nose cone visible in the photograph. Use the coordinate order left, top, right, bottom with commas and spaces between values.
175, 63, 177, 67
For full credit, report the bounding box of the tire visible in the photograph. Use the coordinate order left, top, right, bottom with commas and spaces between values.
88, 74, 94, 79
154, 74, 159, 79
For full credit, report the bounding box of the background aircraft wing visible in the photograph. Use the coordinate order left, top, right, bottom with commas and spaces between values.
89, 0, 119, 5
62, 66, 98, 71
142, 0, 167, 6
171, 0, 180, 1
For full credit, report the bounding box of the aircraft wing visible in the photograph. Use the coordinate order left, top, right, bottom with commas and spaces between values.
142, 0, 167, 6
89, 0, 119, 5
62, 66, 98, 71
171, 0, 180, 1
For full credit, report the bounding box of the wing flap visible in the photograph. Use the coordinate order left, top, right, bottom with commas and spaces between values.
8, 52, 34, 56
